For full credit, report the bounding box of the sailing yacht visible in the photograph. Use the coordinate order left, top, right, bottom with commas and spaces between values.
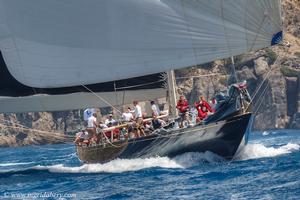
0, 0, 283, 163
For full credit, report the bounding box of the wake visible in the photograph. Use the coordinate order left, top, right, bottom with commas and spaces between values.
1, 142, 299, 174
234, 143, 300, 160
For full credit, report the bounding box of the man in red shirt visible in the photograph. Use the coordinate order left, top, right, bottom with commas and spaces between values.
176, 95, 189, 128
176, 95, 189, 114
194, 96, 213, 121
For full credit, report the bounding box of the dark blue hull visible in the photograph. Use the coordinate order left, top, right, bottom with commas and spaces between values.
76, 113, 253, 163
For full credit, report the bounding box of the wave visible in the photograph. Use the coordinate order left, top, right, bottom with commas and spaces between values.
173, 151, 224, 167
0, 162, 34, 167
36, 151, 226, 173
262, 131, 270, 136
35, 158, 181, 174
234, 143, 300, 160
33, 146, 74, 151
1, 143, 299, 175
0, 151, 224, 174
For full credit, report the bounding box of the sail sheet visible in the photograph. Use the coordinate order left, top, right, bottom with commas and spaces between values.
0, 0, 282, 88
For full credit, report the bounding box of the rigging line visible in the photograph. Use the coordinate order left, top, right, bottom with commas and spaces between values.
176, 73, 228, 79
81, 84, 122, 115
0, 113, 72, 140
0, 117, 43, 130
245, 52, 284, 111
249, 15, 267, 51
116, 74, 224, 90
245, 65, 277, 111
252, 53, 287, 114
115, 79, 166, 90
0, 118, 71, 137
0, 125, 66, 138
253, 82, 270, 115
113, 81, 119, 112
0, 124, 72, 138
121, 90, 126, 111
231, 56, 238, 83
101, 130, 124, 148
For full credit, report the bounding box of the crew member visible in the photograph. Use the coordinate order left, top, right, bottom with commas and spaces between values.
150, 100, 160, 116
176, 95, 189, 114
105, 114, 116, 127
152, 115, 166, 130
176, 95, 189, 128
74, 129, 89, 145
194, 96, 213, 121
132, 101, 145, 137
132, 101, 143, 120
86, 113, 98, 138
209, 98, 217, 112
122, 107, 134, 122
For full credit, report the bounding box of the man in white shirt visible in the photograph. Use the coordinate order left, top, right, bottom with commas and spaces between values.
86, 113, 98, 138
83, 108, 95, 127
99, 121, 108, 129
74, 129, 89, 144
122, 107, 133, 122
83, 108, 95, 121
150, 100, 160, 116
105, 114, 116, 126
132, 101, 145, 137
132, 101, 142, 119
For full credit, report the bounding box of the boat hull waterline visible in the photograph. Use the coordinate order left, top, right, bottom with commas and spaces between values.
76, 113, 252, 163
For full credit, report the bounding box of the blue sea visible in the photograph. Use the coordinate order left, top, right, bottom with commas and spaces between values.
0, 130, 299, 200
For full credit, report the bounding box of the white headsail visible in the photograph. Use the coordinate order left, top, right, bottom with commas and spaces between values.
0, 0, 282, 112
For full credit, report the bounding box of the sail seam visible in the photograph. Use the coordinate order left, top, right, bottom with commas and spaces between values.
220, 0, 233, 58
180, 0, 199, 66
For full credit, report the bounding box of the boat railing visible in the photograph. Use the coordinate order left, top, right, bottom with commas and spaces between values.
100, 113, 169, 142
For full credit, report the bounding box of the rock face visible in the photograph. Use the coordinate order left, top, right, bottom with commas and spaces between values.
0, 112, 78, 147
283, 0, 300, 38
290, 73, 300, 129
1, 0, 300, 147
175, 52, 299, 130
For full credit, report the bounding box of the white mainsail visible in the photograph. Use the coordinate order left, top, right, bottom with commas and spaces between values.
0, 88, 166, 113
0, 0, 282, 112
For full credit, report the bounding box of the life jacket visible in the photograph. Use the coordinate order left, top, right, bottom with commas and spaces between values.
197, 107, 208, 120
195, 99, 213, 120
195, 100, 213, 112
176, 100, 189, 113
105, 128, 120, 138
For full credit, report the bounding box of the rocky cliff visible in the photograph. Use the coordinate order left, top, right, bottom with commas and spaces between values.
1, 0, 300, 147
175, 0, 300, 130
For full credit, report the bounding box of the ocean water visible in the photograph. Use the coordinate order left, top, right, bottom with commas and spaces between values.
0, 130, 299, 200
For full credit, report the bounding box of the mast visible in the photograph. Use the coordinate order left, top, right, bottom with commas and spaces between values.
231, 56, 238, 83
167, 70, 178, 118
